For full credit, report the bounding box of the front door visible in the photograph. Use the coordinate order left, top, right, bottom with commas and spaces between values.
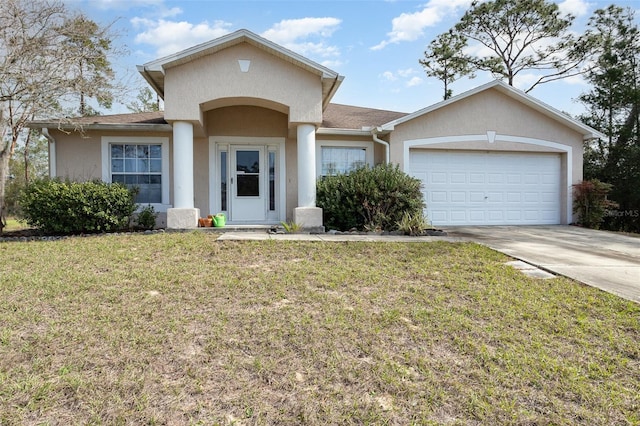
230, 146, 266, 221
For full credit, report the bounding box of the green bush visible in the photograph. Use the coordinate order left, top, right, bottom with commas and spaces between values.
317, 164, 426, 231
19, 178, 137, 234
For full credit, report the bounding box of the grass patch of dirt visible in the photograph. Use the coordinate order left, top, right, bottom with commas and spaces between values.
1, 232, 638, 425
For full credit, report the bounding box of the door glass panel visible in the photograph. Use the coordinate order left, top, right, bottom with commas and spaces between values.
269, 150, 275, 211
237, 175, 259, 196
236, 150, 260, 197
236, 151, 259, 173
220, 151, 227, 211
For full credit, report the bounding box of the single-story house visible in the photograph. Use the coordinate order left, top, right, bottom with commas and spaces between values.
28, 29, 603, 229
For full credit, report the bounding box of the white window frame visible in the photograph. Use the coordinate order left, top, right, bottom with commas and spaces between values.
101, 136, 170, 212
316, 140, 374, 178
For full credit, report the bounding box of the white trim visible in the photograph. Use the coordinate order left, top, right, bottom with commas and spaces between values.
403, 134, 573, 224
316, 140, 374, 178
209, 136, 286, 223
101, 136, 170, 212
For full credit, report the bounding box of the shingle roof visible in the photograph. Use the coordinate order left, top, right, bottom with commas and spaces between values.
29, 104, 408, 131
66, 111, 168, 125
322, 103, 408, 129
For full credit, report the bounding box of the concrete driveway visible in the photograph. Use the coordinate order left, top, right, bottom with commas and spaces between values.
446, 225, 640, 303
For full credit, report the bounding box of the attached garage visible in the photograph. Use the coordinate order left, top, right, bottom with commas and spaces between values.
382, 81, 605, 227
409, 150, 562, 226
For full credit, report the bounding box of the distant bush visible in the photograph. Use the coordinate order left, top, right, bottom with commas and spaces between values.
317, 164, 426, 232
19, 178, 137, 234
573, 179, 618, 229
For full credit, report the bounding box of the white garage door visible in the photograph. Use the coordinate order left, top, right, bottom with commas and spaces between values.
409, 150, 561, 226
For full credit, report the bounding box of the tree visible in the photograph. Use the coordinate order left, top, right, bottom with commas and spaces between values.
578, 5, 640, 232
5, 130, 48, 215
419, 30, 475, 100
0, 0, 121, 233
126, 87, 163, 113
449, 0, 579, 92
57, 14, 119, 117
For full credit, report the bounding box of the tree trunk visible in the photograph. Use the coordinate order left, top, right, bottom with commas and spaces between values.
0, 144, 10, 234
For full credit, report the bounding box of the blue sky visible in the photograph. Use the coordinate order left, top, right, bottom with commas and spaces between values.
68, 0, 639, 117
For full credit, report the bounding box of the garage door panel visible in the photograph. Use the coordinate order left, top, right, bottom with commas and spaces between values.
431, 211, 448, 222
488, 211, 504, 221
469, 192, 485, 202
470, 173, 484, 183
451, 210, 468, 222
431, 191, 447, 202
487, 192, 503, 202
451, 191, 466, 202
506, 192, 521, 202
431, 172, 447, 183
409, 150, 561, 226
469, 211, 486, 221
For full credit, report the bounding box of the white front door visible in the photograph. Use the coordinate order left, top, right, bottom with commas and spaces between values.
230, 146, 266, 222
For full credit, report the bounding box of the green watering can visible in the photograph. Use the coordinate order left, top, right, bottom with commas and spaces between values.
213, 213, 226, 227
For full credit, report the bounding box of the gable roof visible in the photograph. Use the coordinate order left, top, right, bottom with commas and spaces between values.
137, 29, 344, 109
380, 80, 605, 141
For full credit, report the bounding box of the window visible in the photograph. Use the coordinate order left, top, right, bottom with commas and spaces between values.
102, 137, 169, 208
319, 146, 370, 176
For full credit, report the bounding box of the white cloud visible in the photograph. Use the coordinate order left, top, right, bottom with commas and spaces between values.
371, 0, 473, 50
380, 68, 421, 87
262, 17, 341, 44
557, 0, 591, 17
261, 18, 342, 60
406, 76, 423, 87
397, 68, 417, 78
381, 71, 397, 81
132, 18, 233, 57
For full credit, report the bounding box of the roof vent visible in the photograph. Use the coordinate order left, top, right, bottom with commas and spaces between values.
238, 59, 251, 73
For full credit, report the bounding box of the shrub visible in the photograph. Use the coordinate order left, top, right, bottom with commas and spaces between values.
135, 204, 158, 230
573, 179, 618, 229
19, 178, 137, 234
317, 164, 426, 232
396, 211, 431, 236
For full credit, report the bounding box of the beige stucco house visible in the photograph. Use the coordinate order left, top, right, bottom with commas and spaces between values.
29, 29, 603, 229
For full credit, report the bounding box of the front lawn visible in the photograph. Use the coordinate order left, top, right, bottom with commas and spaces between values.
1, 233, 638, 424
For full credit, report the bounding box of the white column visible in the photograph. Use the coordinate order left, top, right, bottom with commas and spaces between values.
173, 121, 194, 208
294, 123, 323, 230
167, 121, 199, 229
297, 123, 316, 207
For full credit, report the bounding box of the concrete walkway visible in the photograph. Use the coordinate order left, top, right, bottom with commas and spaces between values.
446, 226, 640, 304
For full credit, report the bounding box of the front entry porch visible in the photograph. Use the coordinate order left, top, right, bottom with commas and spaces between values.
209, 137, 286, 225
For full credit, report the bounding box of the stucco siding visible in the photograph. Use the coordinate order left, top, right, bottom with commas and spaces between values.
205, 105, 288, 137
164, 43, 323, 124
390, 89, 583, 145
52, 131, 102, 181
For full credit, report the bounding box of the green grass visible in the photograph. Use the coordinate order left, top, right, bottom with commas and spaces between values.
2, 217, 28, 232
1, 233, 638, 425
